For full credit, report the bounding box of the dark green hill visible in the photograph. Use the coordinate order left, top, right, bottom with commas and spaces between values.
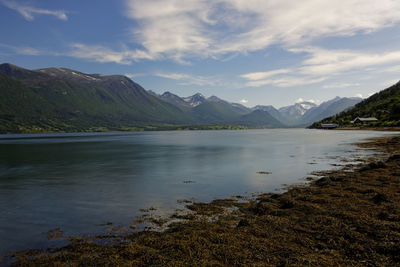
0, 64, 193, 133
234, 110, 285, 128
190, 103, 285, 127
310, 81, 400, 128
190, 102, 242, 124
159, 92, 252, 124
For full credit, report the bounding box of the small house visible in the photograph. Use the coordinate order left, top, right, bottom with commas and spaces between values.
320, 123, 339, 129
351, 117, 378, 124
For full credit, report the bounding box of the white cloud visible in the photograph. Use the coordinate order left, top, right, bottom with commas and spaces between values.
125, 73, 146, 79
10, 0, 400, 68
239, 99, 248, 104
0, 43, 59, 56
295, 47, 400, 76
0, 0, 68, 21
323, 82, 360, 89
124, 0, 400, 61
354, 93, 378, 99
240, 69, 290, 81
241, 47, 400, 88
295, 98, 318, 104
245, 76, 326, 88
15, 46, 41, 56
0, 43, 41, 55
154, 72, 217, 86
68, 43, 155, 64
1, 42, 156, 64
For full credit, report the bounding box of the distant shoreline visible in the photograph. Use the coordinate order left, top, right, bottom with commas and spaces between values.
0, 124, 252, 135
3, 126, 400, 136
7, 134, 400, 265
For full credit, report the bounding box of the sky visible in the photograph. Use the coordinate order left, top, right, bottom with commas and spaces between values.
1, 0, 400, 108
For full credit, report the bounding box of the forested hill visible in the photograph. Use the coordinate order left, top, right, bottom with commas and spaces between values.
310, 81, 400, 128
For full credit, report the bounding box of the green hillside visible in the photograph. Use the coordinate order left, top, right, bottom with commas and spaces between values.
310, 81, 400, 128
234, 110, 285, 128
0, 64, 193, 133
190, 102, 242, 123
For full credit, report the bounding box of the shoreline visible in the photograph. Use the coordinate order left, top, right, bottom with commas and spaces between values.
334, 127, 400, 131
0, 124, 250, 135
5, 135, 400, 266
2, 126, 400, 136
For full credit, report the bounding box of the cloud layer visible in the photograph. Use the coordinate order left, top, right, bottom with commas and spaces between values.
241, 47, 400, 87
155, 72, 219, 86
125, 0, 400, 61
69, 43, 154, 64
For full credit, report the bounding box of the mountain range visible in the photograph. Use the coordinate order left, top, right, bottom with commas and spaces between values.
251, 97, 362, 127
0, 63, 362, 133
153, 90, 362, 127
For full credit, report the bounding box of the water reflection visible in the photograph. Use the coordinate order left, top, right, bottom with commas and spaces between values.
0, 129, 395, 255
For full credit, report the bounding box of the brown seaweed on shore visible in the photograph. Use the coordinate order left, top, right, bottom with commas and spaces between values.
9, 136, 400, 266
45, 228, 63, 240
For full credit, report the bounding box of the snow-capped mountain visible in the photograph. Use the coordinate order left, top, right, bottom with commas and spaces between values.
276, 101, 318, 125
182, 93, 207, 107
279, 101, 317, 116
253, 98, 362, 126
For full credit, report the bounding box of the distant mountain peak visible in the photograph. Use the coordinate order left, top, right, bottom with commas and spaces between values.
193, 92, 204, 97
280, 101, 317, 113
0, 63, 48, 81
147, 90, 159, 97
0, 63, 22, 70
182, 93, 207, 107
160, 91, 184, 101
0, 63, 31, 74
207, 95, 225, 103
298, 102, 316, 111
161, 91, 174, 97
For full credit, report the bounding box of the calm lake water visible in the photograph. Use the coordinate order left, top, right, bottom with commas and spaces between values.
0, 129, 396, 256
